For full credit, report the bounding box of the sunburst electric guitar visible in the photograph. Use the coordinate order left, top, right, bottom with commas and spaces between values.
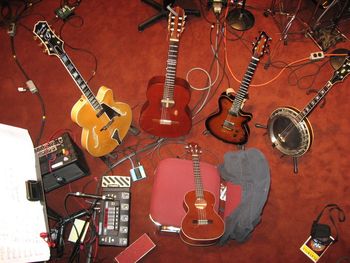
33, 21, 132, 157
205, 31, 270, 145
180, 142, 225, 246
139, 7, 192, 138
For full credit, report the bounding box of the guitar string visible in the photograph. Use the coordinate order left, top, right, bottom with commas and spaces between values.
277, 81, 334, 142
272, 57, 349, 142
224, 58, 258, 126
273, 57, 350, 145
161, 41, 178, 122
193, 153, 207, 224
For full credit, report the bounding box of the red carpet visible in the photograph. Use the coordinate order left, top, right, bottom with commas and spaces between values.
0, 0, 349, 262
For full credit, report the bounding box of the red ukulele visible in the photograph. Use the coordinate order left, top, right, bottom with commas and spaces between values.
180, 143, 225, 246
139, 7, 192, 138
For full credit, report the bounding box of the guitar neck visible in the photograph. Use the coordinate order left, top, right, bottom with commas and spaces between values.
163, 40, 179, 101
192, 155, 204, 199
297, 81, 333, 121
60, 53, 102, 112
231, 56, 259, 114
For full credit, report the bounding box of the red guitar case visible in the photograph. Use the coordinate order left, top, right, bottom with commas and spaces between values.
149, 158, 242, 229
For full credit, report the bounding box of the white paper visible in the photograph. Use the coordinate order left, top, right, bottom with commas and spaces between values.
0, 124, 50, 262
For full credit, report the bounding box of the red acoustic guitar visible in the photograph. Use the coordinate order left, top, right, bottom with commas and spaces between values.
205, 31, 270, 145
139, 7, 192, 138
180, 143, 225, 246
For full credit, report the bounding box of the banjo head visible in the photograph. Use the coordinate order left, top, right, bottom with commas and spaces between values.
267, 107, 313, 157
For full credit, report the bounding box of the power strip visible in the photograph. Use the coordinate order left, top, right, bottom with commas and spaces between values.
309, 51, 325, 61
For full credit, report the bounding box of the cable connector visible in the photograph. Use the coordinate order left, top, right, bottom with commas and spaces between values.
310, 51, 325, 61
26, 80, 38, 93
17, 87, 27, 92
7, 23, 16, 37
55, 5, 75, 20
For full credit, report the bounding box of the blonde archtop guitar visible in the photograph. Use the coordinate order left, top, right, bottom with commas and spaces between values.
33, 21, 132, 157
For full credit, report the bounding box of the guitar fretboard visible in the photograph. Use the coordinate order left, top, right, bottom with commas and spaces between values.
163, 40, 179, 101
231, 57, 259, 114
60, 53, 102, 112
192, 155, 204, 199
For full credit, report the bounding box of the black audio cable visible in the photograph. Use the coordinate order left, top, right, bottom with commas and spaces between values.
9, 25, 46, 147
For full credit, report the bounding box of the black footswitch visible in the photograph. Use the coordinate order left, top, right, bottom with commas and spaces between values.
98, 176, 131, 246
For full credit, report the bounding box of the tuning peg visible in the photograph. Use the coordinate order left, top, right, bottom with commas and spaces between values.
43, 49, 48, 54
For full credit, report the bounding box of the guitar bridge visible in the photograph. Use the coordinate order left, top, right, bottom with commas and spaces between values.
152, 119, 180, 125
159, 119, 172, 125
192, 219, 213, 225
100, 118, 114, 131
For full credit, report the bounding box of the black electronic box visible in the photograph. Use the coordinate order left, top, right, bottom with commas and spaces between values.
34, 132, 89, 192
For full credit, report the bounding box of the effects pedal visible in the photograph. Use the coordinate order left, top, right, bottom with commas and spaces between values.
130, 164, 146, 182
98, 176, 131, 247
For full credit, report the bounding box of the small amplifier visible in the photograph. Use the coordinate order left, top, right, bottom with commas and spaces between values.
34, 133, 89, 192
98, 176, 131, 247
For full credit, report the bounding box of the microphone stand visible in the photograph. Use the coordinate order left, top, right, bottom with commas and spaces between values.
227, 0, 255, 31
68, 199, 98, 263
48, 199, 98, 259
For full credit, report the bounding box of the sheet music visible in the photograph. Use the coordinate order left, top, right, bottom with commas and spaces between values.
0, 124, 50, 263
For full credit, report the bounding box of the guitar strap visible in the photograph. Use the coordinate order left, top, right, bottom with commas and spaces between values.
311, 204, 346, 245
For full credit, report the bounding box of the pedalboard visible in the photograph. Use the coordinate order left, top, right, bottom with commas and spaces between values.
98, 176, 131, 247
34, 133, 89, 192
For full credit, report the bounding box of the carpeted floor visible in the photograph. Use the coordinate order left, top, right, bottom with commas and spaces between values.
0, 0, 349, 262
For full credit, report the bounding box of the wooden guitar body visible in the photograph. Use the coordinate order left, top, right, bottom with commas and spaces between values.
205, 92, 252, 145
33, 21, 133, 158
139, 76, 192, 138
71, 86, 132, 157
180, 190, 225, 246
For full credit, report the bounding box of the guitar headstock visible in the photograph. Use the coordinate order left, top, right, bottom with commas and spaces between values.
33, 21, 64, 57
330, 56, 350, 84
168, 7, 186, 41
252, 31, 271, 59
185, 142, 202, 156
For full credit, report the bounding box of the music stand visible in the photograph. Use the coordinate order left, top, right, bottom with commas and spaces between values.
226, 0, 255, 31
138, 0, 200, 32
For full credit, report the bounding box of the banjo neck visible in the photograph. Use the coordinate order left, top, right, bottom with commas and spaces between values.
296, 81, 333, 122
296, 57, 350, 122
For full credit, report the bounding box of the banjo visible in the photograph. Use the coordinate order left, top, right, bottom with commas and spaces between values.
267, 56, 350, 157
